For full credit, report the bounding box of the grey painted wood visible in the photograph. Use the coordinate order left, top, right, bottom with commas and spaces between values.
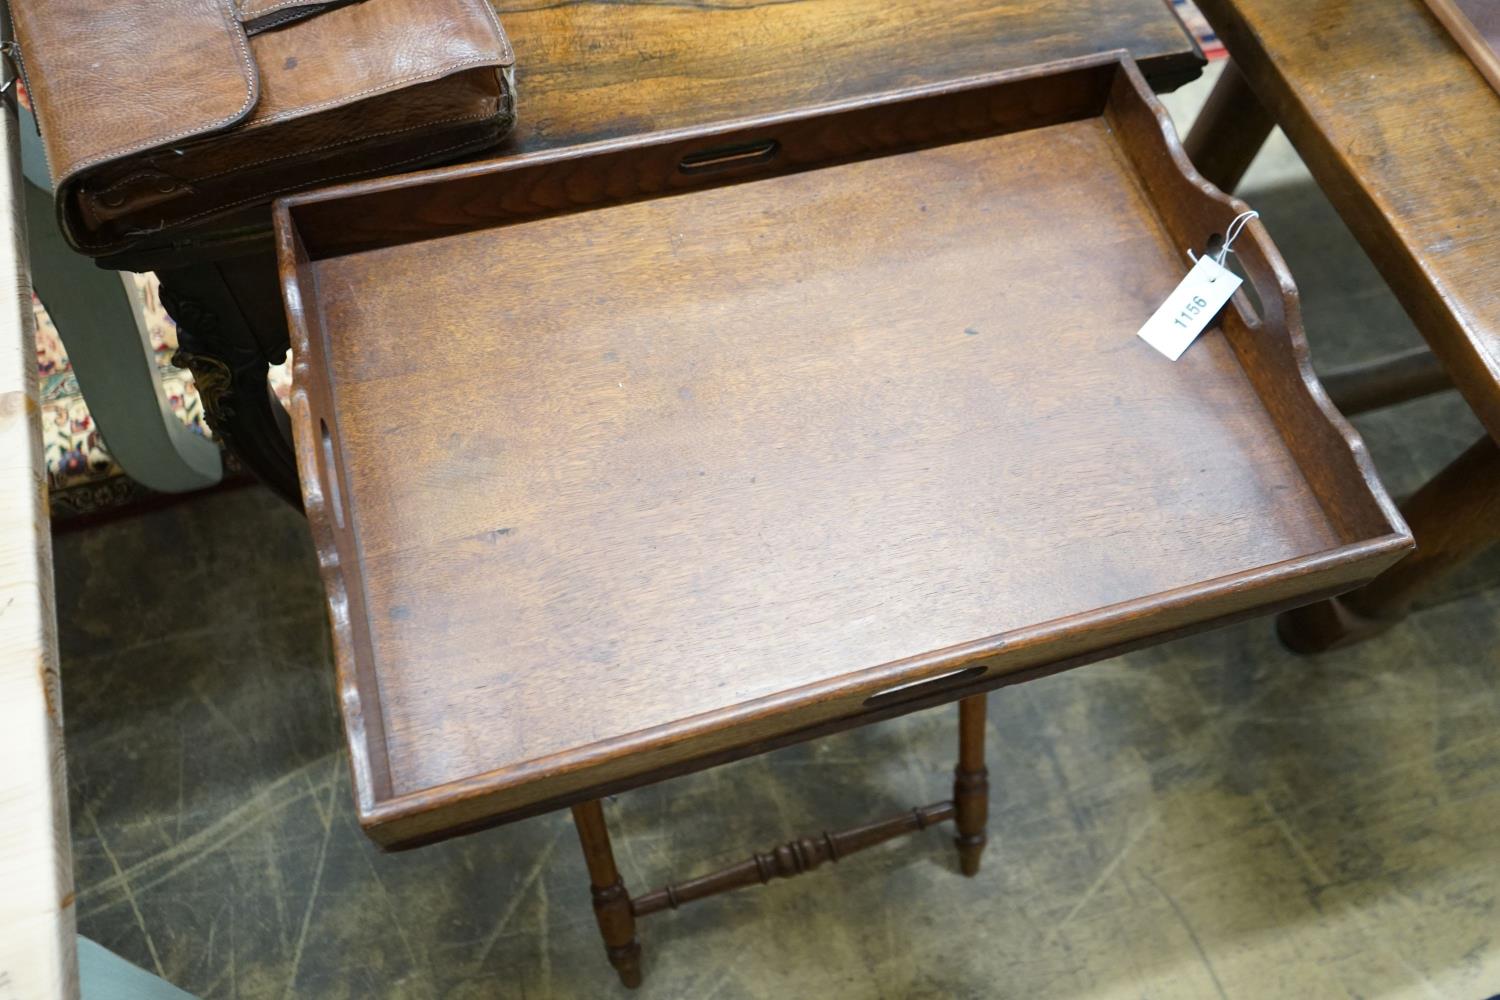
78, 939, 195, 1000
19, 104, 221, 493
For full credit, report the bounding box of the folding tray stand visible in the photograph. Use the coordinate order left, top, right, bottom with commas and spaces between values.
275, 54, 1411, 985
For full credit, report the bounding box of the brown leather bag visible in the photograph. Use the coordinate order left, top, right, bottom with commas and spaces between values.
10, 0, 515, 256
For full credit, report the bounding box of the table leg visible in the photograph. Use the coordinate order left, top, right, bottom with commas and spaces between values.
1183, 59, 1276, 194
1278, 434, 1500, 651
155, 255, 301, 507
953, 695, 989, 877
571, 800, 643, 989
1321, 346, 1454, 416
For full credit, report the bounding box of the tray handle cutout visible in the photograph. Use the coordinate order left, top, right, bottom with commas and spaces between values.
320, 418, 345, 530
679, 139, 780, 176
863, 665, 988, 708
1101, 60, 1407, 547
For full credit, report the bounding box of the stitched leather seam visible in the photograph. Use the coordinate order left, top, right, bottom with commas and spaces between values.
93, 171, 182, 196
195, 107, 498, 181
61, 0, 258, 181
468, 0, 516, 65
237, 0, 512, 65
244, 0, 512, 59
88, 106, 495, 196
235, 0, 331, 19
251, 54, 508, 125
160, 125, 511, 229
68, 112, 511, 250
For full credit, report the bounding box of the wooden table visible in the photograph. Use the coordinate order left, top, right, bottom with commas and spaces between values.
1184, 0, 1500, 649
103, 0, 1205, 507
58, 4, 1210, 988
275, 49, 1413, 985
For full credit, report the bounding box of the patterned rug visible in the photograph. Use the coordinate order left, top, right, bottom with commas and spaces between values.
1174, 0, 1227, 60
34, 274, 292, 522
33, 4, 1223, 522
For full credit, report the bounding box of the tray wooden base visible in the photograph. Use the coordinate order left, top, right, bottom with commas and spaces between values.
573, 696, 989, 988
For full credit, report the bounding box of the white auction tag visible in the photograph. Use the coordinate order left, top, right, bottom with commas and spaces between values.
1136, 254, 1243, 361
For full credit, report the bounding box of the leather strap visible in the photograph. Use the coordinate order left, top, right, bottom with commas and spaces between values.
236, 0, 364, 36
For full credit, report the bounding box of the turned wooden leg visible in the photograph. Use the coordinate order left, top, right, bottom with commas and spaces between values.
953, 695, 989, 877
1279, 434, 1500, 652
1183, 59, 1276, 194
571, 800, 643, 989
632, 802, 954, 915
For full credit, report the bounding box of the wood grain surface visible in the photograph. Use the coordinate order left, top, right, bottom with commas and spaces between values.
333, 122, 1337, 788
279, 57, 1410, 847
1193, 0, 1500, 443
0, 86, 78, 1000
492, 0, 1203, 151
1424, 0, 1500, 94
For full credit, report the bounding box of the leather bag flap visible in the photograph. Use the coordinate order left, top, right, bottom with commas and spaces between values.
12, 0, 259, 189
14, 0, 514, 190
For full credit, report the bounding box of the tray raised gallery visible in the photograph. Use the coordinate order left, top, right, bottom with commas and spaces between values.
275, 53, 1411, 848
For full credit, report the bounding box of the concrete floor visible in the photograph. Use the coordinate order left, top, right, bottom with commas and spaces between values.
57, 68, 1500, 999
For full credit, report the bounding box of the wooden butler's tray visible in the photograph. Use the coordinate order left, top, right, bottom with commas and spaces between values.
274, 53, 1412, 849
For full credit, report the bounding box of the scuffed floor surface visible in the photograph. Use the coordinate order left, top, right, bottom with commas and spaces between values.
56, 483, 1500, 999
56, 125, 1500, 998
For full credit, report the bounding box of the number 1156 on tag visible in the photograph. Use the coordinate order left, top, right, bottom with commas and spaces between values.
1136, 254, 1244, 361
1173, 295, 1209, 328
